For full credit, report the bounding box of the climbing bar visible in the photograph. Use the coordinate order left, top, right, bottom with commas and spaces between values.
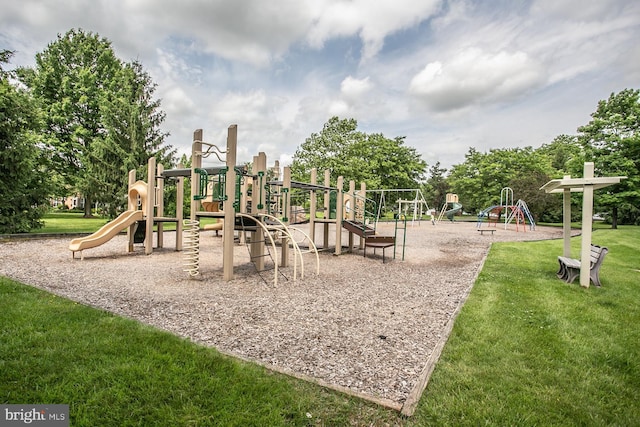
194, 140, 227, 162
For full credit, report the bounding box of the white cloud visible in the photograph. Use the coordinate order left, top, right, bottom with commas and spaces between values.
408, 48, 545, 111
307, 0, 441, 61
340, 76, 372, 101
211, 91, 270, 124
2, 0, 639, 172
162, 87, 196, 117
119, 0, 318, 67
329, 99, 350, 116
529, 0, 627, 22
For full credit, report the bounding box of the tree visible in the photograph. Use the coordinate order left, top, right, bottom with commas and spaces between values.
91, 61, 174, 217
0, 51, 52, 233
291, 117, 362, 184
537, 134, 583, 174
423, 162, 449, 210
577, 88, 640, 227
291, 117, 427, 190
20, 29, 173, 217
448, 147, 554, 217
508, 170, 560, 223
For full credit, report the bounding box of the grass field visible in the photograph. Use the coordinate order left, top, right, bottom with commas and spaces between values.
4, 215, 639, 425
35, 211, 110, 233
415, 226, 640, 425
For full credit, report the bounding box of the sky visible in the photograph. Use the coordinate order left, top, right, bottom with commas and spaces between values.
2, 0, 639, 173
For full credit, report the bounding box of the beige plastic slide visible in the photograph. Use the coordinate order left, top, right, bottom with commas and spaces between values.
69, 210, 144, 258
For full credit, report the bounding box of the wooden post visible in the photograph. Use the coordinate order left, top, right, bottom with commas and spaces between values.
323, 169, 330, 250
190, 129, 203, 221
251, 152, 267, 271
580, 162, 595, 288
223, 125, 237, 281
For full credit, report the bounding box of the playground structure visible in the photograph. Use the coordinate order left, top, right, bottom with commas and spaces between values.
69, 124, 408, 282
186, 126, 405, 279
476, 187, 535, 232
437, 193, 463, 222
179, 127, 322, 284
69, 157, 184, 259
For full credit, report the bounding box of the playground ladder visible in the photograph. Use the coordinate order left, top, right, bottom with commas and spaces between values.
394, 214, 408, 261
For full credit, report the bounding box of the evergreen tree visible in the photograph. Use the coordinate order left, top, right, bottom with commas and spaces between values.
92, 61, 174, 217
423, 161, 449, 210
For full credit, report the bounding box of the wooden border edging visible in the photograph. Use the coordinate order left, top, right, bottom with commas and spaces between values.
213, 347, 403, 412
400, 245, 490, 416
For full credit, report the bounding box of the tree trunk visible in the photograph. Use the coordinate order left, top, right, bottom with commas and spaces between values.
83, 195, 94, 218
611, 205, 618, 229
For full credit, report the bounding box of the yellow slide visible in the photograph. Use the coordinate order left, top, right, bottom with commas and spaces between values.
69, 210, 144, 258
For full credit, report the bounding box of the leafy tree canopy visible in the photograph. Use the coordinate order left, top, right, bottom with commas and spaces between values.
0, 51, 52, 233
537, 134, 583, 175
423, 161, 449, 210
291, 117, 427, 190
577, 88, 640, 226
447, 146, 556, 219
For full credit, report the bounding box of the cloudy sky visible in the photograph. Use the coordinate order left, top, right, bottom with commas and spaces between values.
2, 0, 639, 172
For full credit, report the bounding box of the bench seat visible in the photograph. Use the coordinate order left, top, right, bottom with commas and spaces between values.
477, 229, 495, 235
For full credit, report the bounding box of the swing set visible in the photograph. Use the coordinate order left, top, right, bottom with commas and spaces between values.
365, 188, 430, 225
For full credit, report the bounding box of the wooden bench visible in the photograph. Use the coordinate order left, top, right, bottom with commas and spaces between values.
557, 244, 608, 287
477, 229, 495, 236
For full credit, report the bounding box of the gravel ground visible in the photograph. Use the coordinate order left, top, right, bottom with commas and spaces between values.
0, 220, 567, 409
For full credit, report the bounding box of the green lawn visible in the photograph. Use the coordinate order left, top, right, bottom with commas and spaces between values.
35, 211, 110, 234
415, 226, 640, 425
4, 221, 639, 425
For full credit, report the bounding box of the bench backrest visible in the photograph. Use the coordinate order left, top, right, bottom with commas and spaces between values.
590, 244, 608, 267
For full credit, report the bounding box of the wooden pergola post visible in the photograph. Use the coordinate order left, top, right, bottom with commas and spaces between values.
579, 163, 595, 288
